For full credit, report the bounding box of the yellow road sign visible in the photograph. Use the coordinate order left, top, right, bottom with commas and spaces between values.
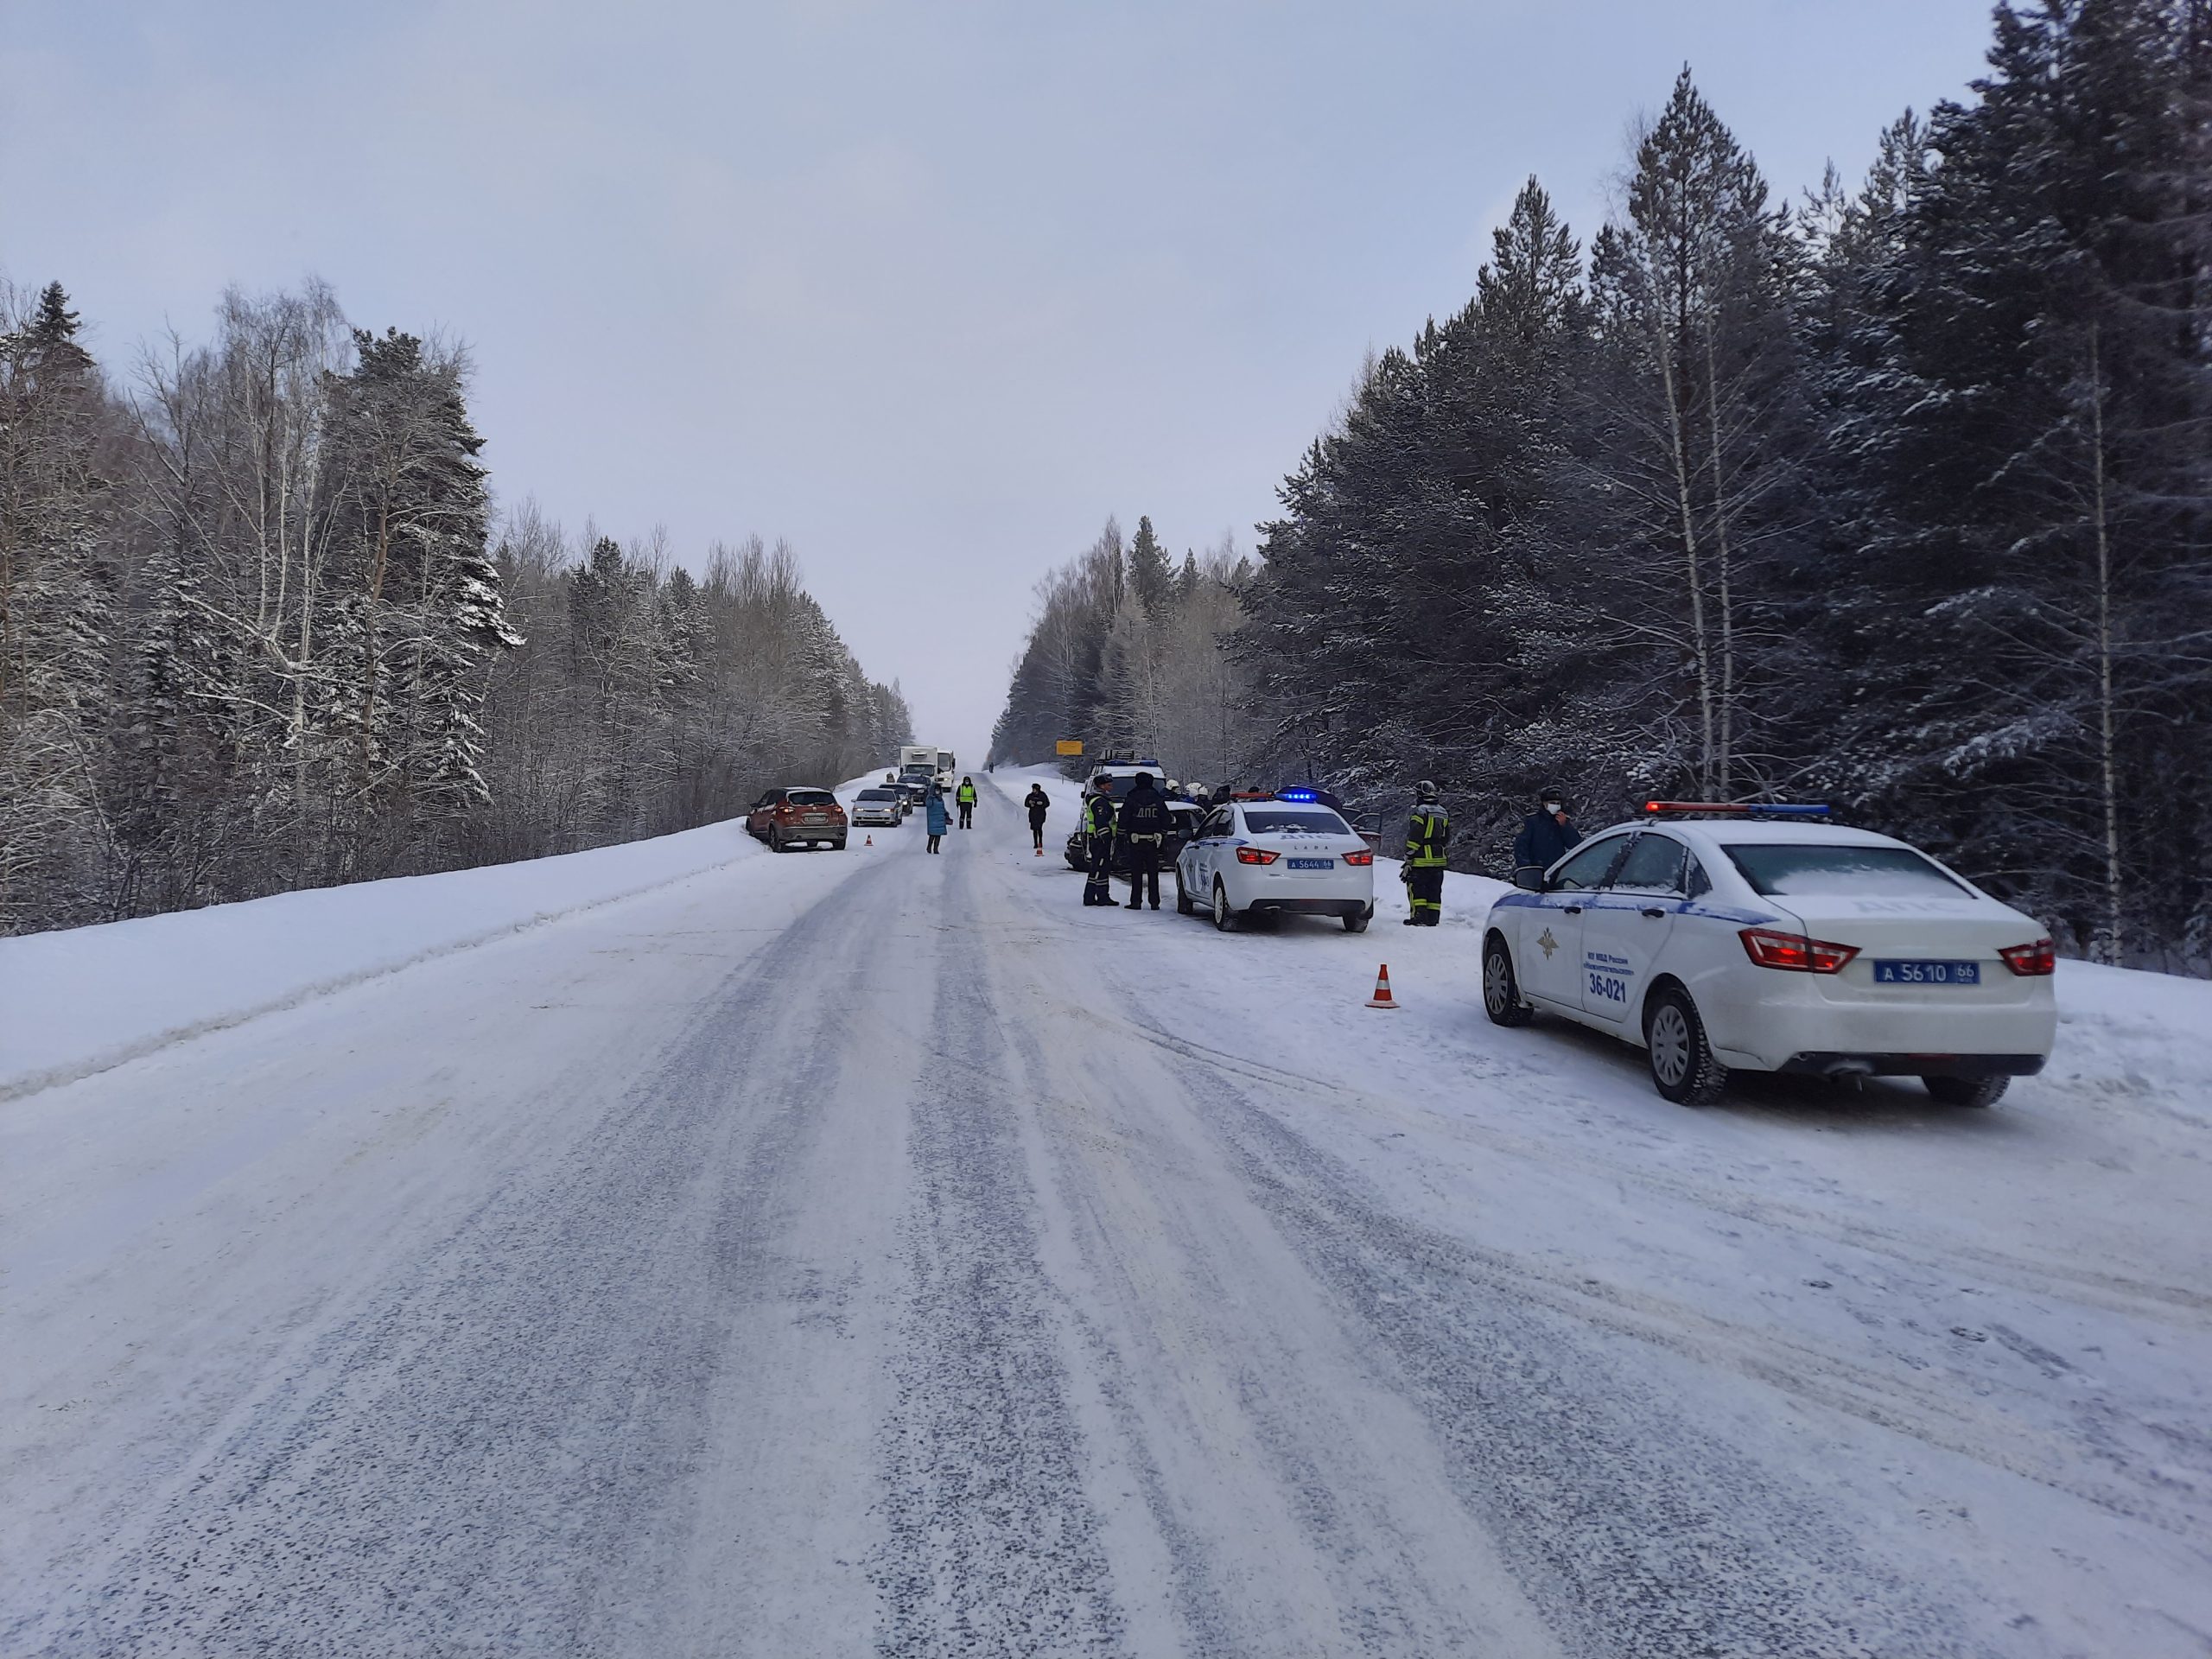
1056, 739, 1084, 756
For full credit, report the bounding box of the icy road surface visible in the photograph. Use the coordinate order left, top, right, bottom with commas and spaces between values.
5, 770, 2209, 1657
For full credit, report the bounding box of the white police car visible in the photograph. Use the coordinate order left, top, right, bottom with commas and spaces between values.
1480, 804, 2058, 1107
1176, 792, 1376, 932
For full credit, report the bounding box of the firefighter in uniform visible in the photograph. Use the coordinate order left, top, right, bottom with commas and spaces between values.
1081, 777, 1118, 906
1402, 780, 1450, 925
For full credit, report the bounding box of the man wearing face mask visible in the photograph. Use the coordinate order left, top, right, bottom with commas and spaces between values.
1513, 791, 1581, 887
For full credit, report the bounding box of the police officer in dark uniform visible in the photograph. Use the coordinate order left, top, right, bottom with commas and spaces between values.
1116, 771, 1172, 911
1402, 780, 1450, 925
1512, 791, 1580, 887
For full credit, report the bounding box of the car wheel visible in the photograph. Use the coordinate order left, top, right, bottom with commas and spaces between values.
1482, 934, 1533, 1027
1924, 1074, 2008, 1108
1176, 872, 1195, 915
772, 829, 789, 853
1344, 905, 1371, 934
1643, 985, 1727, 1105
1211, 878, 1239, 932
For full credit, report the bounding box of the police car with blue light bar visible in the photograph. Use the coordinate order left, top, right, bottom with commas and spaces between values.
1480, 803, 2058, 1106
1176, 793, 1376, 932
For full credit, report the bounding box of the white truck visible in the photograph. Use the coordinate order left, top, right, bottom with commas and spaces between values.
899, 746, 957, 792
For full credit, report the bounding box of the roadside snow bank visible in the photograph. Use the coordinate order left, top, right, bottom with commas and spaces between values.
0, 819, 764, 1100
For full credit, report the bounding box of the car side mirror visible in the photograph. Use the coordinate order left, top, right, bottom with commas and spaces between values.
1513, 867, 1546, 893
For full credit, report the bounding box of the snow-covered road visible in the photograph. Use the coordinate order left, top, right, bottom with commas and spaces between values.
5, 769, 2209, 1657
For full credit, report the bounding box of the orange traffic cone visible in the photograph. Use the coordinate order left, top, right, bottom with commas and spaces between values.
1366, 964, 1399, 1009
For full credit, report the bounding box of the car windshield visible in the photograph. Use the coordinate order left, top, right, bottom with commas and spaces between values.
857, 789, 895, 801
1725, 842, 1970, 898
787, 790, 836, 807
1242, 808, 1351, 836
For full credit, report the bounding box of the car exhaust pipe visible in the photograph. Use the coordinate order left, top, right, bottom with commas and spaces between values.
1823, 1058, 1876, 1080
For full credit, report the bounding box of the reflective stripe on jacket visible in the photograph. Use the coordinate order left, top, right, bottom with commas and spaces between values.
1406, 805, 1450, 868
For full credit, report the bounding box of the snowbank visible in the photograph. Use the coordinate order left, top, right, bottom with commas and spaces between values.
0, 819, 766, 1100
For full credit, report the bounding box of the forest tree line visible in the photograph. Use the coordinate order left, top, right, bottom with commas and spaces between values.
992, 0, 2211, 969
990, 515, 1262, 791
0, 280, 910, 936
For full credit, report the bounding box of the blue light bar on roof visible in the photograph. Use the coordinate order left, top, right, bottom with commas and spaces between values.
1278, 788, 1320, 803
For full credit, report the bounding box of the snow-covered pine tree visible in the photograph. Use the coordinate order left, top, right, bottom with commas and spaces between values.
1827, 0, 2212, 963
0, 281, 118, 931
324, 327, 518, 870
1585, 70, 1814, 803
1128, 516, 1173, 617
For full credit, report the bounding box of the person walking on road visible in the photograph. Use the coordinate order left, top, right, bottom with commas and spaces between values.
956, 776, 978, 830
924, 785, 949, 854
1080, 777, 1117, 906
1025, 783, 1051, 855
1116, 771, 1172, 912
1512, 791, 1580, 887
1402, 780, 1450, 926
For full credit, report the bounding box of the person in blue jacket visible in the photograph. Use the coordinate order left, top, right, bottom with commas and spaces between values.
924, 785, 950, 853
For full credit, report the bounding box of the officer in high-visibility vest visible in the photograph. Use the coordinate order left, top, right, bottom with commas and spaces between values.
1081, 778, 1118, 906
1402, 780, 1450, 925
956, 776, 979, 829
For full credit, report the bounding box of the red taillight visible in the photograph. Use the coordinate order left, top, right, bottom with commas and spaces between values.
1235, 847, 1279, 865
1738, 926, 1859, 974
1999, 938, 2056, 976
1342, 849, 1374, 866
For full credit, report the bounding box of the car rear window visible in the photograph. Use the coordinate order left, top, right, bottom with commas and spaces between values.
1242, 808, 1351, 835
787, 790, 836, 807
1724, 843, 1969, 898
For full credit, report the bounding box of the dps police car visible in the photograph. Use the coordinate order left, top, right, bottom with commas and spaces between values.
1480, 803, 2058, 1107
1176, 791, 1376, 932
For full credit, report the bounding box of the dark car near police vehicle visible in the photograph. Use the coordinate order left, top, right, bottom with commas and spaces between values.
1060, 760, 1202, 872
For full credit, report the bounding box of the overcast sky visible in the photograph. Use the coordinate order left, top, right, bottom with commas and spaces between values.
4, 1, 1997, 758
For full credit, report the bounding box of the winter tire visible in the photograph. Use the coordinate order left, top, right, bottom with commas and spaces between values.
1482, 934, 1533, 1027
1925, 1074, 2008, 1108
772, 830, 789, 853
1211, 878, 1239, 933
1176, 874, 1195, 916
1344, 906, 1371, 934
1644, 985, 1727, 1105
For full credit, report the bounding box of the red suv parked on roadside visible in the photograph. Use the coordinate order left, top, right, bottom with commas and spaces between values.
745, 786, 848, 852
